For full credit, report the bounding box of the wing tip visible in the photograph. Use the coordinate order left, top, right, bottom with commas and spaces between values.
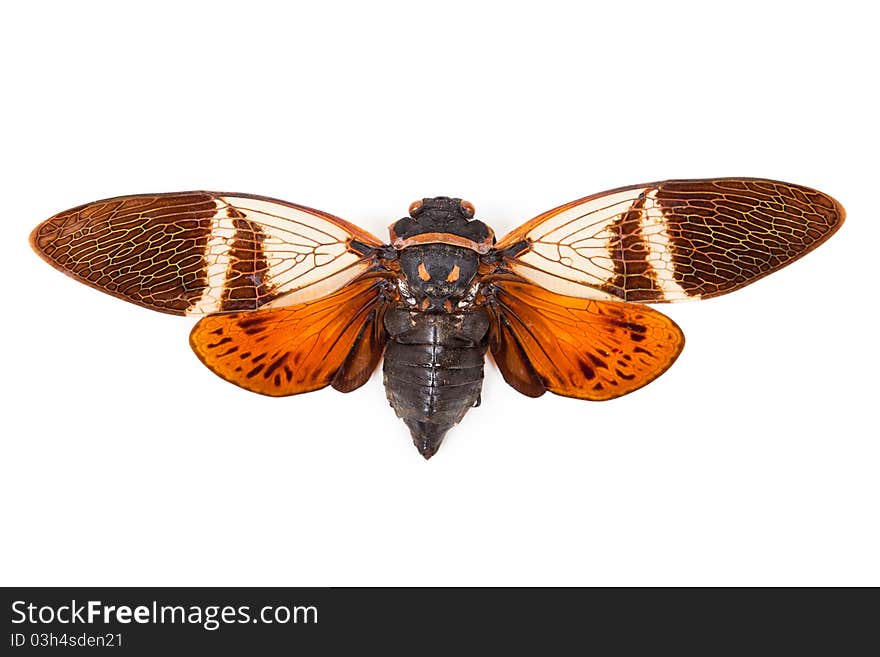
29, 213, 75, 279
28, 220, 47, 258
829, 192, 847, 229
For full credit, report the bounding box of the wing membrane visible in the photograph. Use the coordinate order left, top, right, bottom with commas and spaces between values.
487, 276, 685, 400
30, 191, 385, 315
496, 178, 844, 303
189, 275, 388, 396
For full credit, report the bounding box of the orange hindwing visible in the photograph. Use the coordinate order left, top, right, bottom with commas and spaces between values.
487, 276, 685, 400
190, 276, 388, 396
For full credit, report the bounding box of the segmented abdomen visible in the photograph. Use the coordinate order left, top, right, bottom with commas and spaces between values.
383, 307, 490, 456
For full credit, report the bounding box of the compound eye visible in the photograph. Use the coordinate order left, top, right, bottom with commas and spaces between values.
460, 200, 475, 218
409, 200, 424, 217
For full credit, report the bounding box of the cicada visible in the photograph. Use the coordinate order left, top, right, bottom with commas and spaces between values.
31, 179, 844, 458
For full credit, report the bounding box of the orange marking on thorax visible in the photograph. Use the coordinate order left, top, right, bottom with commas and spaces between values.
390, 231, 494, 254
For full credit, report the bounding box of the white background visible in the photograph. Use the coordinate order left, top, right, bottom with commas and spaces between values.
1, 1, 877, 586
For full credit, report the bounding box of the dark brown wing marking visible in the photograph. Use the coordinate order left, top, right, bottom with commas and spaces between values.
30, 191, 385, 315
189, 275, 389, 396
486, 275, 685, 400
495, 178, 845, 303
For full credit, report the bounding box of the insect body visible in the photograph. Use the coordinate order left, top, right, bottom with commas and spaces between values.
30, 179, 845, 458
383, 198, 493, 457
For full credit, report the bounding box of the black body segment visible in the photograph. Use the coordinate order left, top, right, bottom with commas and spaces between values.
397, 244, 479, 312
383, 306, 490, 459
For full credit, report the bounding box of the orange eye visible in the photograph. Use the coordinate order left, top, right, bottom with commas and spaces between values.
460, 200, 475, 217
409, 200, 423, 216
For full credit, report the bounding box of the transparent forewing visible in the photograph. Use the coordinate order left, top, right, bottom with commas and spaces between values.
496, 178, 845, 303
30, 191, 385, 315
